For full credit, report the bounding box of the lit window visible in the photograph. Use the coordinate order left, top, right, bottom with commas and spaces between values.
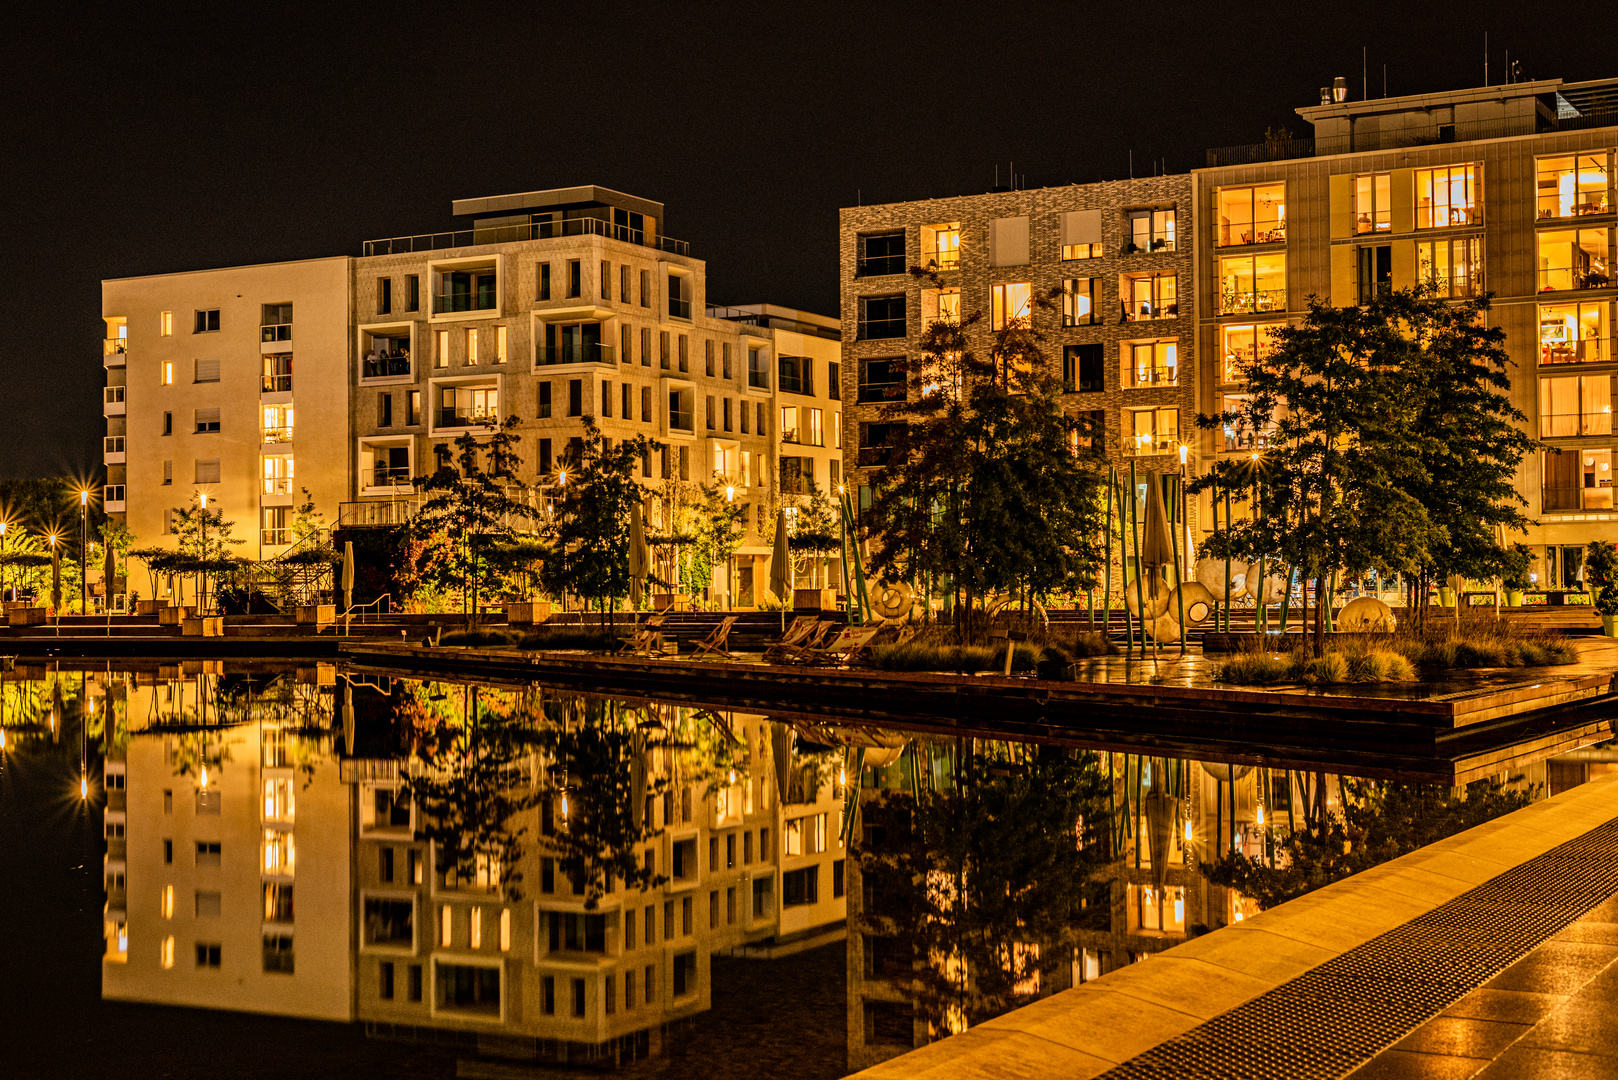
1539, 302, 1609, 365
1416, 164, 1479, 229
436, 329, 450, 368
262, 455, 294, 496
161, 361, 174, 386
1539, 375, 1612, 438
1537, 229, 1612, 292
500, 909, 511, 952
1537, 155, 1610, 220
1063, 279, 1096, 326
1543, 448, 1613, 512
1216, 183, 1287, 247
1126, 407, 1179, 456
160, 936, 174, 968
1124, 339, 1178, 388
921, 222, 960, 270
1126, 208, 1176, 252
1355, 172, 1392, 233
264, 829, 295, 875
441, 905, 453, 947
1418, 237, 1483, 297
495, 325, 507, 363
466, 328, 479, 365
161, 885, 174, 919
471, 907, 483, 949
264, 778, 295, 822
159, 311, 173, 336
1121, 274, 1177, 321
1219, 254, 1287, 314
991, 282, 1032, 330
1218, 323, 1284, 385
262, 404, 294, 443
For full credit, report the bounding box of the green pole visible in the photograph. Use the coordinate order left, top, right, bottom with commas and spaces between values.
1130, 461, 1145, 659
1170, 475, 1186, 658
1223, 488, 1233, 635
1104, 467, 1115, 647
1255, 475, 1267, 641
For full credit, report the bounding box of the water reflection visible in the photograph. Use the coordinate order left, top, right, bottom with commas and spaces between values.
0, 663, 1598, 1076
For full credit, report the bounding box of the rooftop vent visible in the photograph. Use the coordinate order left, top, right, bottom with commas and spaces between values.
1333, 77, 1348, 103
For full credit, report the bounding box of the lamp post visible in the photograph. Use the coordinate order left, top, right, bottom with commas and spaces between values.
79, 489, 89, 617
0, 519, 8, 601
198, 493, 208, 613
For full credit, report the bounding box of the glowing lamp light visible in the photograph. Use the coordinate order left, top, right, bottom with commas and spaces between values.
80, 489, 89, 507
198, 764, 208, 788
557, 470, 567, 487
1250, 452, 1260, 461
1174, 894, 1185, 924
80, 775, 88, 800
1256, 803, 1265, 826
725, 486, 735, 502
839, 765, 846, 786
1178, 446, 1188, 466
728, 769, 736, 785
199, 493, 208, 509
0, 729, 7, 749
1184, 820, 1193, 843
560, 792, 570, 819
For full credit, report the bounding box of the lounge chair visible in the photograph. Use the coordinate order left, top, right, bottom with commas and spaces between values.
618, 612, 670, 657
789, 623, 885, 668
689, 616, 739, 661
761, 615, 820, 663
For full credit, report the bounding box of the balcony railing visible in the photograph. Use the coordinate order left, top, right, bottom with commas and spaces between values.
1222, 425, 1277, 453
434, 290, 497, 315
1219, 224, 1288, 247
668, 297, 692, 320
1541, 338, 1614, 365
1122, 300, 1179, 321
1540, 411, 1613, 439
536, 343, 615, 366
669, 410, 694, 433
857, 254, 907, 277
1538, 194, 1612, 221
261, 374, 292, 393
367, 468, 413, 490
856, 318, 907, 340
1124, 432, 1179, 456
103, 338, 127, 366
263, 529, 292, 547
857, 446, 899, 467
103, 387, 126, 414
1220, 288, 1287, 315
339, 500, 421, 527
857, 381, 906, 404
1543, 486, 1615, 512
1539, 268, 1614, 292
1206, 138, 1317, 168
436, 409, 499, 430
263, 426, 294, 444
263, 478, 294, 496
363, 216, 689, 257
261, 325, 292, 343
1127, 366, 1178, 388
363, 352, 412, 379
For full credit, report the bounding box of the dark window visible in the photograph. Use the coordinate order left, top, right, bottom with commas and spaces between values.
602, 380, 613, 418
640, 269, 651, 307
363, 898, 414, 947
380, 848, 394, 882
1064, 343, 1105, 393
163, 412, 172, 436
538, 438, 552, 475
379, 278, 392, 315
865, 1001, 915, 1046
860, 422, 903, 468
408, 964, 422, 1001
828, 362, 841, 400
380, 960, 395, 998
783, 866, 818, 907
748, 347, 769, 389
538, 381, 551, 418
833, 859, 845, 898
858, 231, 906, 276
705, 339, 715, 377
857, 358, 906, 403
778, 355, 814, 395
858, 295, 906, 340
263, 934, 294, 974
673, 951, 697, 996
568, 379, 583, 417
194, 309, 220, 333
407, 275, 420, 312
678, 333, 689, 372
538, 263, 552, 301
621, 382, 631, 419
260, 304, 292, 339
600, 260, 611, 301
543, 975, 556, 1015
379, 394, 393, 427
567, 260, 582, 299
722, 342, 733, 380
668, 274, 691, 319
641, 327, 652, 367
572, 977, 586, 1017
1358, 245, 1393, 304
641, 386, 651, 422
195, 942, 222, 967
163, 839, 173, 864
723, 398, 732, 432
437, 963, 500, 1016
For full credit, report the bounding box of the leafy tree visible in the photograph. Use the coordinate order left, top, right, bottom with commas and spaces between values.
292, 486, 327, 544
864, 278, 1107, 639
410, 417, 533, 626
1195, 294, 1440, 654
539, 418, 658, 624
1201, 777, 1532, 910
1586, 540, 1618, 616
168, 494, 246, 608
858, 745, 1112, 1032
689, 480, 748, 599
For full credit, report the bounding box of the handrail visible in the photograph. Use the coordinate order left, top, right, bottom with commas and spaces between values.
363, 217, 690, 257
344, 594, 392, 634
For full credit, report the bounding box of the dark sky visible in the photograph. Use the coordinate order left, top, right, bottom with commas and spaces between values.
3, 1, 1611, 479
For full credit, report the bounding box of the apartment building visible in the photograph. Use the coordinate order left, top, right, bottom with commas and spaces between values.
101, 260, 351, 569
102, 668, 352, 1020
1197, 75, 1618, 585
102, 187, 840, 609
839, 177, 1198, 552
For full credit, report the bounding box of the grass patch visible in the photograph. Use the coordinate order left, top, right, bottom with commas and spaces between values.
1213, 651, 1296, 685
1392, 634, 1578, 669
439, 628, 520, 647
517, 627, 620, 651
1216, 644, 1415, 686
869, 642, 1039, 673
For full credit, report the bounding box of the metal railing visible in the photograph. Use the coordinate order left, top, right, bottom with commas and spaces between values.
1124, 433, 1179, 456
1220, 288, 1288, 315
262, 426, 294, 444
363, 216, 690, 257
262, 529, 291, 546
668, 297, 692, 320
1122, 300, 1179, 321
363, 352, 412, 379
367, 468, 413, 490
340, 501, 421, 527
261, 374, 292, 393
1539, 268, 1614, 292
1540, 412, 1613, 439
261, 325, 292, 343
1542, 487, 1616, 512
263, 478, 294, 495
536, 343, 615, 366
436, 410, 499, 430
1217, 224, 1287, 247
856, 254, 907, 277
1537, 194, 1612, 220
857, 318, 907, 340
857, 381, 906, 404
1206, 137, 1317, 167
1540, 338, 1614, 365
434, 291, 497, 315
103, 337, 127, 355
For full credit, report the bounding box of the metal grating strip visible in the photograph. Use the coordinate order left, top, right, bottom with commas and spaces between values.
1095, 818, 1618, 1080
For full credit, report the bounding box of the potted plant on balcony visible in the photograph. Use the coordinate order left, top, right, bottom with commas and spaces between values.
1501, 543, 1532, 607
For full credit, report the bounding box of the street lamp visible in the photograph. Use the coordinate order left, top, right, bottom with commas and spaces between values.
79, 488, 89, 617
198, 493, 209, 613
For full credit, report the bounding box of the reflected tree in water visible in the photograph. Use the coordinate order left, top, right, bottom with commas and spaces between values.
858, 743, 1112, 1033
1201, 776, 1533, 909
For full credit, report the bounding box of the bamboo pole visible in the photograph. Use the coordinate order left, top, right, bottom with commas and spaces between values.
1223, 488, 1234, 636
1130, 462, 1145, 660
1255, 475, 1268, 641
1170, 475, 1186, 658
1104, 467, 1115, 646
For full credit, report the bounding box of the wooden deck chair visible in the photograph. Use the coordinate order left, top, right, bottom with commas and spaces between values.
776, 619, 841, 663
792, 623, 884, 668
689, 616, 739, 661
761, 615, 819, 663
617, 612, 669, 657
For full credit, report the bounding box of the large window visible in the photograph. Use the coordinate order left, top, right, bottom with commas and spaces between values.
1219, 254, 1286, 314
780, 405, 823, 446
1219, 323, 1283, 385
1538, 229, 1612, 291
1543, 449, 1613, 511
921, 222, 960, 270
1539, 302, 1610, 365
1217, 393, 1279, 453
261, 303, 292, 342
858, 295, 906, 339
748, 347, 769, 389
1121, 274, 1177, 321
778, 355, 814, 395
1126, 208, 1176, 253
991, 282, 1032, 330
1416, 165, 1480, 229
1063, 344, 1104, 393
1540, 375, 1613, 438
1538, 155, 1610, 220
1358, 245, 1392, 305
1125, 407, 1178, 456
857, 231, 906, 277
1123, 340, 1178, 388
1062, 279, 1096, 326
1355, 172, 1391, 234
859, 422, 903, 467
1418, 237, 1483, 297
857, 358, 905, 404
437, 386, 498, 429
1217, 183, 1286, 247
783, 867, 819, 907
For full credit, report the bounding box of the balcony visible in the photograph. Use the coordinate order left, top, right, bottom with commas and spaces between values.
262, 426, 294, 445
669, 296, 692, 320
1541, 338, 1614, 366
363, 351, 412, 380
261, 373, 293, 394
339, 500, 421, 527
263, 529, 291, 547
263, 477, 294, 496
536, 343, 614, 366
435, 409, 499, 431
1540, 410, 1613, 439
1122, 299, 1179, 321
1220, 289, 1288, 316
1124, 432, 1179, 457
363, 216, 690, 257
434, 289, 496, 315
367, 467, 414, 491
104, 484, 126, 512
103, 386, 125, 416
103, 339, 126, 367
103, 436, 125, 465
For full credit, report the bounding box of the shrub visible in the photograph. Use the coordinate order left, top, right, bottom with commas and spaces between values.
1213, 651, 1295, 685
517, 627, 619, 651
439, 628, 519, 647
1060, 631, 1117, 658
1301, 652, 1349, 684
868, 642, 1037, 673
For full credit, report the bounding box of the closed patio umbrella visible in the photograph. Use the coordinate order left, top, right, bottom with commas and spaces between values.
769, 510, 791, 630
628, 500, 648, 612
1142, 477, 1174, 570
341, 539, 356, 613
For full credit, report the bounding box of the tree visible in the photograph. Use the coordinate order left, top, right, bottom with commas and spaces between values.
1194, 293, 1440, 654
864, 278, 1107, 639
410, 417, 533, 627
857, 745, 1112, 1032
291, 486, 328, 545
689, 480, 748, 601
168, 494, 246, 609
539, 418, 658, 624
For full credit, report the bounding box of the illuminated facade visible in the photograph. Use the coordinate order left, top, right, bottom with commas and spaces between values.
1197, 76, 1618, 585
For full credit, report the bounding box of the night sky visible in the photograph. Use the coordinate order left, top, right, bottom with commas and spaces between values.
4, 1, 1611, 479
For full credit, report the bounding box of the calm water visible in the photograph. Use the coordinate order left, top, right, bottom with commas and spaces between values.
0, 663, 1585, 1080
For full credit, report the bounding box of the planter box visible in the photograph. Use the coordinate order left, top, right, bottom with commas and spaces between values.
653, 594, 689, 612
135, 600, 166, 615
794, 588, 837, 611
181, 616, 224, 637
295, 604, 336, 627
506, 601, 552, 625
157, 605, 195, 626
8, 607, 47, 626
